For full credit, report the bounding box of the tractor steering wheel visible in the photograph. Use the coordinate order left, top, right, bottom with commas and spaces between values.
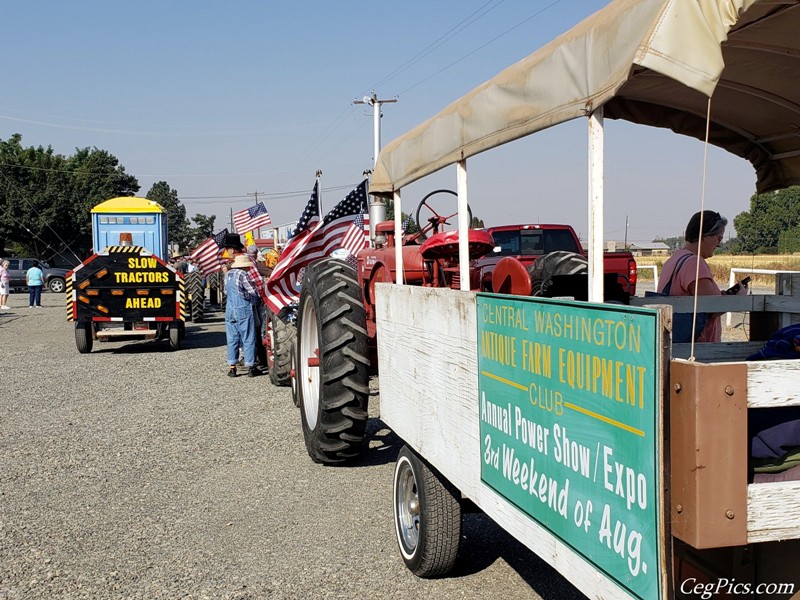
414, 189, 473, 237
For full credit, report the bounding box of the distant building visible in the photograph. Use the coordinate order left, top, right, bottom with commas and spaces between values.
628, 242, 670, 257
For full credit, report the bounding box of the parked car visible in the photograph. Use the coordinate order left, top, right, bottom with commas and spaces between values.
1, 258, 70, 293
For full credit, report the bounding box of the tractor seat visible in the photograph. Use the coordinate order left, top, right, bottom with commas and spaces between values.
420, 230, 495, 260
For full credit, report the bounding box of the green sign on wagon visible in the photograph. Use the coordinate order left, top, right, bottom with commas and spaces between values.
477, 294, 661, 600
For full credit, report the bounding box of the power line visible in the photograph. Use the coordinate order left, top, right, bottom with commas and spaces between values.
399, 0, 563, 96
364, 0, 506, 94
179, 183, 359, 204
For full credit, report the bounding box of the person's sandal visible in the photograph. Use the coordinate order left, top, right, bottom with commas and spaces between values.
227, 367, 237, 378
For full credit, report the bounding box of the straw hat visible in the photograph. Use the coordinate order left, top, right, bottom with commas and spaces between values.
230, 255, 253, 270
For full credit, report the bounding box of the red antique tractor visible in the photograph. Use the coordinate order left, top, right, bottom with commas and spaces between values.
294, 191, 494, 463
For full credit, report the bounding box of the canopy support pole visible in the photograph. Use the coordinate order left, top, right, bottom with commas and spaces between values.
457, 160, 470, 291
394, 190, 403, 284
588, 108, 605, 303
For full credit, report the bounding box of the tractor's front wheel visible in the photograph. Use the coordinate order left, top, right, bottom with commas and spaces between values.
185, 271, 205, 322
267, 311, 295, 387
296, 258, 370, 464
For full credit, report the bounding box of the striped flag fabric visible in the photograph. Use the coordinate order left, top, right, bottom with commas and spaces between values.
233, 201, 272, 234
189, 228, 228, 276
341, 212, 370, 256
265, 180, 367, 313
292, 181, 321, 237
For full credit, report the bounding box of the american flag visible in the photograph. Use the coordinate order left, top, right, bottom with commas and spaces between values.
189, 228, 228, 276
233, 201, 272, 234
341, 212, 370, 256
401, 215, 413, 232
292, 181, 321, 236
265, 180, 367, 313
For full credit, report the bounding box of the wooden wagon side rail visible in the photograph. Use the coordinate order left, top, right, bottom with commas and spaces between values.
670, 359, 800, 549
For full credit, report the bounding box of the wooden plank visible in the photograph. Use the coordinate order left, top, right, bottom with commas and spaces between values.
747, 481, 800, 543
376, 285, 480, 493
633, 294, 800, 315
747, 361, 800, 407
671, 341, 763, 362
631, 295, 765, 312
375, 284, 634, 600
765, 294, 800, 314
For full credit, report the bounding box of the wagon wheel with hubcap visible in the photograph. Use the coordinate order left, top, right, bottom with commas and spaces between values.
394, 445, 462, 577
296, 258, 370, 464
414, 189, 472, 237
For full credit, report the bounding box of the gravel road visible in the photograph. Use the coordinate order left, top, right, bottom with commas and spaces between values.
0, 292, 584, 600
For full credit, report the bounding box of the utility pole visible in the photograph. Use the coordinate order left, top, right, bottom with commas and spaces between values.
624, 214, 629, 250
354, 90, 397, 242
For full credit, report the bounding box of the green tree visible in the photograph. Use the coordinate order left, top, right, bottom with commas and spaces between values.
146, 181, 190, 251
779, 225, 800, 253
733, 186, 800, 253
185, 213, 217, 250
0, 134, 138, 260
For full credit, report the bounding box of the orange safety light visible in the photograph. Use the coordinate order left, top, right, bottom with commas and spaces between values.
86, 290, 99, 296
78, 295, 91, 304
78, 280, 91, 289
96, 268, 109, 279
111, 289, 124, 296
161, 289, 174, 295
96, 305, 109, 314
119, 232, 133, 246
136, 289, 149, 296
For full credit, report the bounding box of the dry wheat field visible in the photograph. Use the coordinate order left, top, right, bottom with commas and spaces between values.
636, 253, 800, 287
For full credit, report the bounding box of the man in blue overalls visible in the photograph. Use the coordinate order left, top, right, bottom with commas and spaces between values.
224, 254, 261, 378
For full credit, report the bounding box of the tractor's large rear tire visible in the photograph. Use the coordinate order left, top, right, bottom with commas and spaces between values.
297, 258, 370, 464
185, 271, 205, 322
528, 251, 588, 297
267, 311, 295, 387
394, 445, 462, 577
75, 321, 93, 354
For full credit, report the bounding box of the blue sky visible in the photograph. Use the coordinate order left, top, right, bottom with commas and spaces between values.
2, 0, 756, 243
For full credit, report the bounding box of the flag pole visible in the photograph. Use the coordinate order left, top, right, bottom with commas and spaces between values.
315, 170, 323, 216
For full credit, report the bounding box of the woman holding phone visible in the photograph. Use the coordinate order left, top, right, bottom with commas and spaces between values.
657, 210, 748, 342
